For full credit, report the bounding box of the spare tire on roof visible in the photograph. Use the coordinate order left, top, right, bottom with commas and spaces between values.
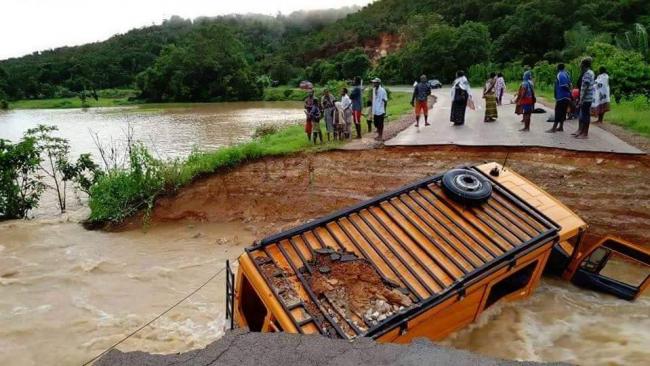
441, 168, 492, 205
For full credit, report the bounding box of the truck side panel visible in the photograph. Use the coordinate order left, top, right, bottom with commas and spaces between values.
377, 243, 552, 343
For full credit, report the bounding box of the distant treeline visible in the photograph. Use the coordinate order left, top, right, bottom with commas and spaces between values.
1, 0, 649, 103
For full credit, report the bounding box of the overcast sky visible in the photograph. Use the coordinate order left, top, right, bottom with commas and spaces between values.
0, 0, 373, 60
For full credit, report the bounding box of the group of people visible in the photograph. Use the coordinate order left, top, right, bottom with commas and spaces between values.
449, 57, 611, 139
547, 57, 610, 139
450, 68, 539, 130
304, 77, 388, 143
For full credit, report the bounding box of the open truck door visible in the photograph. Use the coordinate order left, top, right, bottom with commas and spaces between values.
566, 237, 649, 301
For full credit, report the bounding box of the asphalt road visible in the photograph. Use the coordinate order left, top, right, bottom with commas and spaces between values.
385, 87, 643, 154
96, 329, 568, 366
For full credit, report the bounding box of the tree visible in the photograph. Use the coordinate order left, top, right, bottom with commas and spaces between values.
319, 61, 339, 84
340, 48, 371, 79
24, 125, 72, 213
61, 154, 104, 195
0, 138, 45, 220
0, 66, 9, 106
616, 23, 649, 62
136, 24, 262, 102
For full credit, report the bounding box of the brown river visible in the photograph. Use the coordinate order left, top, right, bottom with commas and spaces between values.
1, 104, 648, 365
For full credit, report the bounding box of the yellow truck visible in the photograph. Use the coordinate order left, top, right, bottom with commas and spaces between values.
225, 162, 649, 342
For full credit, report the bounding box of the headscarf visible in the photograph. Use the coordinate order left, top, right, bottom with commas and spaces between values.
451, 76, 472, 99
522, 71, 534, 98
593, 72, 610, 106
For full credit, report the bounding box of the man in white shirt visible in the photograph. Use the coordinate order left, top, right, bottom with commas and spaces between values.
371, 78, 388, 141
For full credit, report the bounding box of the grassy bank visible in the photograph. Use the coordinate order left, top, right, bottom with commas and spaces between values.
88, 91, 411, 224
536, 86, 650, 137
10, 97, 136, 109
8, 89, 138, 109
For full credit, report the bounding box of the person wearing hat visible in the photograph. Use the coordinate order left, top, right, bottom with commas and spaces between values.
371, 77, 388, 141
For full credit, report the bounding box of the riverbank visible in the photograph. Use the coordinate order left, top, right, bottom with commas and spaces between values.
7, 96, 136, 109
6, 89, 139, 109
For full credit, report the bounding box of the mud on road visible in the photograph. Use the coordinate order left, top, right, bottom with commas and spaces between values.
126, 144, 650, 248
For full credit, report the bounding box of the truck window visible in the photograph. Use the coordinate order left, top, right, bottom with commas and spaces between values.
485, 261, 538, 308
598, 252, 649, 288
581, 247, 609, 272
239, 275, 267, 332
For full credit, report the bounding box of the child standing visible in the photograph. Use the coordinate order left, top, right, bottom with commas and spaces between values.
309, 98, 323, 144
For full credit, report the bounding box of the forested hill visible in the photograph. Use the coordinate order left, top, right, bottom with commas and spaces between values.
1, 0, 650, 102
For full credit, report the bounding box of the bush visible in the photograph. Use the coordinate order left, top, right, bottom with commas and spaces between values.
252, 124, 280, 138
88, 143, 166, 223
0, 138, 45, 219
262, 86, 309, 101
86, 123, 325, 224
587, 42, 650, 99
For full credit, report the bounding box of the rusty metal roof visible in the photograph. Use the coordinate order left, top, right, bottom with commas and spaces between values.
245, 166, 559, 339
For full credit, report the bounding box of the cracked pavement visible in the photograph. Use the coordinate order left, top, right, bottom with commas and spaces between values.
95, 329, 568, 366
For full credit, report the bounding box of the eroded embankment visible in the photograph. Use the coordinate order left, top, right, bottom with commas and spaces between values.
122, 145, 650, 247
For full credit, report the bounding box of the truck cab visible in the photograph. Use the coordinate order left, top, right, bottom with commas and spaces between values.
474, 163, 649, 301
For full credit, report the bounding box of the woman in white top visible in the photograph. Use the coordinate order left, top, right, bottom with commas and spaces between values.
450, 71, 473, 125
340, 88, 353, 139
591, 67, 611, 123
495, 73, 506, 105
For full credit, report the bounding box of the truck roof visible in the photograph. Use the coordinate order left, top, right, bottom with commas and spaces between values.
244, 165, 560, 339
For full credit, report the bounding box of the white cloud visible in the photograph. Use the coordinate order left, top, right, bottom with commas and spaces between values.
0, 0, 373, 60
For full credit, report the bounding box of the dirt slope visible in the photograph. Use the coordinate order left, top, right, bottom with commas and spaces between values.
124, 145, 650, 247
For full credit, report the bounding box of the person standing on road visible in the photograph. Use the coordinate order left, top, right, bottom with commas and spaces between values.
483, 72, 498, 122
340, 88, 353, 139
371, 78, 388, 141
321, 89, 336, 141
573, 57, 595, 139
304, 92, 314, 141
547, 63, 572, 133
450, 71, 471, 125
495, 72, 506, 105
350, 76, 363, 138
309, 98, 323, 144
411, 74, 432, 127
515, 70, 535, 132
591, 67, 610, 124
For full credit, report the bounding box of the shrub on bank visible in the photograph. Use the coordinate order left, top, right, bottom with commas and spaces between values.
87, 124, 320, 224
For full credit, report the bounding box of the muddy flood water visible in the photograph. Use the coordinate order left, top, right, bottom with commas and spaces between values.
0, 217, 256, 366
0, 101, 304, 159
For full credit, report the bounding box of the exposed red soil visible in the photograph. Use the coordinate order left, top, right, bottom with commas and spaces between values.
364, 33, 402, 61
121, 131, 649, 248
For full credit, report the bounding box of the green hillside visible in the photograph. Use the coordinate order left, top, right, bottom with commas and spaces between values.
1, 0, 650, 103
